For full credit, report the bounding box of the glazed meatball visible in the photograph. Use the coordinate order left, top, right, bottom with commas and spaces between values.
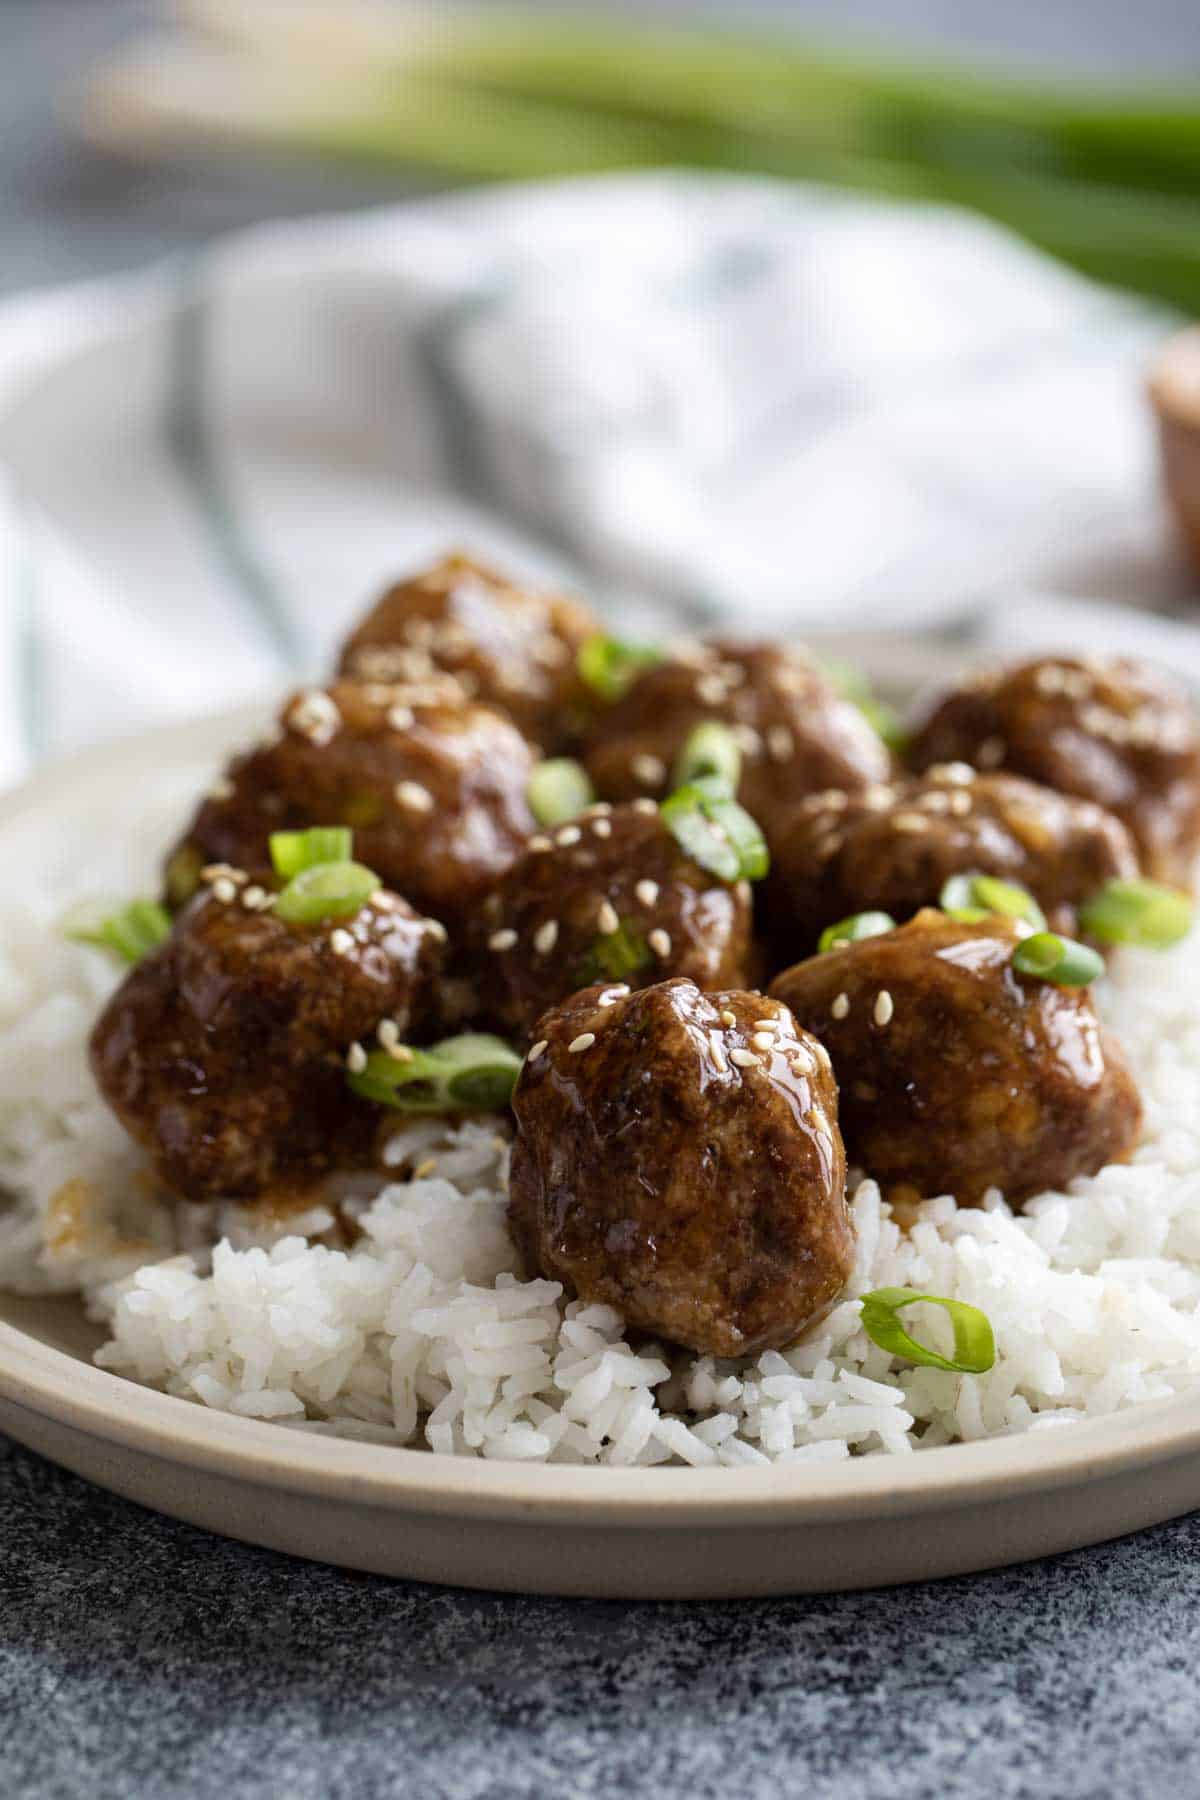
475, 801, 754, 1039
165, 683, 535, 935
90, 878, 444, 1201
509, 978, 853, 1356
582, 640, 891, 845
909, 655, 1200, 885
338, 551, 599, 751
770, 910, 1142, 1208
767, 766, 1138, 958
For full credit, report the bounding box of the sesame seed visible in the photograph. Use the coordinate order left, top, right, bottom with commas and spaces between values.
422, 918, 448, 943
489, 928, 517, 951
598, 986, 629, 1006
534, 920, 559, 954
730, 1048, 760, 1068
790, 1058, 811, 1079
528, 835, 553, 852
635, 879, 660, 908
206, 777, 235, 802
395, 780, 434, 813
918, 790, 952, 813
202, 863, 247, 884
597, 900, 620, 935
892, 812, 929, 834
568, 1032, 596, 1054
388, 1043, 414, 1064
592, 818, 613, 839
632, 798, 659, 816
812, 1041, 832, 1073
710, 1039, 729, 1074
378, 1020, 400, 1051
387, 703, 415, 731
874, 990, 894, 1027
931, 763, 974, 786
212, 877, 237, 904
831, 992, 850, 1020
414, 1158, 438, 1180
631, 752, 667, 787
860, 785, 895, 810
555, 825, 582, 846
720, 1010, 737, 1028
648, 928, 672, 958
751, 1031, 776, 1052
696, 675, 727, 707
767, 725, 794, 763
241, 884, 270, 910
949, 791, 972, 816
588, 801, 614, 817
346, 1043, 368, 1073
733, 724, 763, 756
286, 688, 341, 746
330, 928, 354, 956
527, 1040, 548, 1062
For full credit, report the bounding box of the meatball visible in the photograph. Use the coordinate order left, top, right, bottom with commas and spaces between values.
509, 978, 853, 1356
909, 654, 1200, 885
770, 910, 1142, 1208
582, 640, 891, 845
90, 877, 444, 1201
166, 683, 535, 934
767, 766, 1138, 958
337, 551, 599, 751
474, 801, 754, 1039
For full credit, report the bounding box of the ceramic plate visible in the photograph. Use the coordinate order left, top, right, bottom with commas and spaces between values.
3, 706, 1200, 1599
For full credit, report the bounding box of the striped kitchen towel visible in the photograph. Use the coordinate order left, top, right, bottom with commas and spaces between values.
0, 170, 1184, 787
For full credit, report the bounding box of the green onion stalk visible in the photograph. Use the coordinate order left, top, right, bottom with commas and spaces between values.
117, 5, 1200, 311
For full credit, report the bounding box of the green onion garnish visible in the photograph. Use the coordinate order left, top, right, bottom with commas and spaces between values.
859, 1287, 996, 1374
818, 911, 897, 953
275, 860, 380, 925
578, 921, 651, 984
270, 826, 354, 880
348, 1032, 522, 1113
577, 633, 661, 702
660, 775, 769, 883
67, 898, 172, 965
939, 872, 1047, 930
1078, 876, 1194, 950
1011, 931, 1104, 987
671, 721, 741, 795
527, 758, 595, 827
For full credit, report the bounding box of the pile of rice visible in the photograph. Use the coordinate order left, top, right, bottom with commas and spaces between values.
4, 786, 1200, 1467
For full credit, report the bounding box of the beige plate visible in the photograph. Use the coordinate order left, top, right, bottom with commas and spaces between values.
4, 704, 1200, 1599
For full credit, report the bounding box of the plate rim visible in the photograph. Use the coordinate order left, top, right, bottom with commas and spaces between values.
3, 702, 1200, 1530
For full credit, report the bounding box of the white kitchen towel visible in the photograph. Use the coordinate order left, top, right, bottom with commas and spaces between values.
0, 169, 1190, 787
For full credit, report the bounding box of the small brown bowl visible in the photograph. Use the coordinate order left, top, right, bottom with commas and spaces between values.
1149, 326, 1200, 572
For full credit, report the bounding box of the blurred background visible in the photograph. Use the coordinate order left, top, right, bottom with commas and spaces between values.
4, 0, 1200, 782
5, 0, 1200, 300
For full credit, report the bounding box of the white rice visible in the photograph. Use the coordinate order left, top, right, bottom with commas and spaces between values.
4, 787, 1200, 1465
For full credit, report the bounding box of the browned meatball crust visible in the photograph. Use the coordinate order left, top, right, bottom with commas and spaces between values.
90, 880, 444, 1201
337, 552, 599, 751
770, 910, 1142, 1209
509, 978, 853, 1357
582, 640, 891, 846
909, 655, 1200, 885
768, 765, 1138, 959
165, 683, 535, 934
474, 801, 754, 1040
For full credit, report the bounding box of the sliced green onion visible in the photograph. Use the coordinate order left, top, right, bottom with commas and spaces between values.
859, 1287, 996, 1374
578, 921, 651, 984
939, 871, 1046, 930
661, 776, 770, 883
1078, 876, 1194, 950
527, 758, 595, 827
67, 898, 172, 965
818, 911, 897, 953
672, 721, 741, 795
577, 633, 661, 702
1011, 931, 1104, 987
348, 1033, 522, 1113
269, 826, 353, 879
275, 860, 380, 925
